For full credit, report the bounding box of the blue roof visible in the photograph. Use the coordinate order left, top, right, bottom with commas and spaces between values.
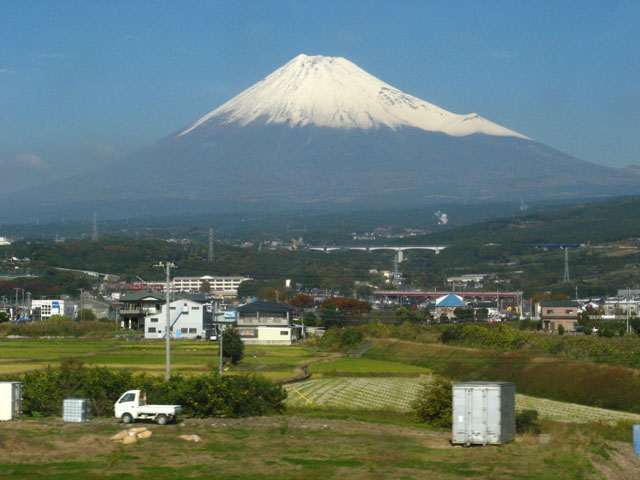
436, 293, 465, 307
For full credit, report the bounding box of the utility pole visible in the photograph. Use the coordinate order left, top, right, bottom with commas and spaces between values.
219, 325, 225, 375
92, 213, 98, 241
563, 248, 570, 284
626, 288, 631, 334
155, 262, 176, 380
208, 228, 214, 263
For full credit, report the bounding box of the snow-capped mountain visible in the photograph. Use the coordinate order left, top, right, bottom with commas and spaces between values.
2, 54, 638, 222
179, 54, 528, 139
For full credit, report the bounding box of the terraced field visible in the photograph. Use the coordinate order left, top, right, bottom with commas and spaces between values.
285, 377, 640, 424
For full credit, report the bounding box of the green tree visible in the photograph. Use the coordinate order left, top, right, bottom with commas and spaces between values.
319, 302, 345, 328
411, 376, 452, 428
453, 307, 474, 320
0, 312, 9, 323
222, 328, 244, 365
199, 280, 211, 293
557, 324, 565, 335
302, 311, 317, 326
78, 309, 97, 321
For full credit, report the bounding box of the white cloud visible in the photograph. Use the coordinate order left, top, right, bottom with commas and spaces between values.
15, 153, 47, 169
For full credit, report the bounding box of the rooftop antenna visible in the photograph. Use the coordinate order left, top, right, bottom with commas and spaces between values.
563, 247, 570, 284
92, 213, 98, 241
208, 228, 214, 263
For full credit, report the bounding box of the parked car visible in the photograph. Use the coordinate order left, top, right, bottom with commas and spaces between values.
114, 389, 181, 425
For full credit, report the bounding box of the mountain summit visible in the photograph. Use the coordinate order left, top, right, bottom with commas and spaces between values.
179, 54, 528, 139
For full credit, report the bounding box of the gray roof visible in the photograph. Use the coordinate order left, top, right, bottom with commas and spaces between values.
237, 301, 293, 314
539, 301, 580, 307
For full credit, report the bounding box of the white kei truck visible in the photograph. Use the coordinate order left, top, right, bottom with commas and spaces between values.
114, 390, 181, 425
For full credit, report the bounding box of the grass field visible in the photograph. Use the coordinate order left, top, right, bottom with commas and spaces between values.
1, 416, 638, 479
0, 338, 328, 380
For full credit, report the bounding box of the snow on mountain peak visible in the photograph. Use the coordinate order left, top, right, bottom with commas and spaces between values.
179, 54, 529, 139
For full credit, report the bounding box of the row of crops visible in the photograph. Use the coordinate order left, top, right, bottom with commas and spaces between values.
285, 377, 640, 423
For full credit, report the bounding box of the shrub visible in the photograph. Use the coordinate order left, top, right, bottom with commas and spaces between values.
319, 327, 365, 351
222, 328, 244, 365
15, 361, 285, 418
516, 409, 541, 434
557, 325, 565, 336
340, 327, 365, 349
411, 376, 452, 428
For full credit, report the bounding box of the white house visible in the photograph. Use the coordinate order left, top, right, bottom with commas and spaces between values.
144, 299, 212, 340
235, 301, 300, 345
31, 299, 77, 320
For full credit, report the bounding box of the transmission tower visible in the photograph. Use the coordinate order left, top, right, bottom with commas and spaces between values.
92, 213, 98, 241
563, 247, 570, 284
208, 228, 214, 263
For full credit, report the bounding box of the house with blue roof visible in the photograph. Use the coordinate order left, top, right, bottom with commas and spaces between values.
435, 293, 466, 319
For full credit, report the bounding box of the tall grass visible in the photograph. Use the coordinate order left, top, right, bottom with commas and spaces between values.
0, 320, 114, 338
364, 339, 640, 413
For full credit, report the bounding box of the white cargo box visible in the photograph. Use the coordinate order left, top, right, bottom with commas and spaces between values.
0, 381, 22, 421
452, 381, 515, 445
63, 398, 90, 422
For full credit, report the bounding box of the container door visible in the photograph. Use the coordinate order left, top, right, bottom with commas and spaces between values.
452, 388, 468, 443
470, 388, 487, 444
485, 388, 499, 444
12, 383, 21, 419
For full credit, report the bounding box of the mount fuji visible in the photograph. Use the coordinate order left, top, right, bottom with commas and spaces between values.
6, 54, 640, 220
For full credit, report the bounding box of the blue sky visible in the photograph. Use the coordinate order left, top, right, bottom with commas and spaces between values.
1, 1, 639, 192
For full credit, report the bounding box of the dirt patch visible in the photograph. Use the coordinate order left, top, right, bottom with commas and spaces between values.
591, 442, 640, 480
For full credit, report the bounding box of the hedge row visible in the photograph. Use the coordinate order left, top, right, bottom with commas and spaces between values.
438, 323, 640, 368
12, 360, 286, 418
0, 320, 114, 338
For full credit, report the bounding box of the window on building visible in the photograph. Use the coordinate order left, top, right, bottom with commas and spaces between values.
148, 327, 156, 333
546, 309, 553, 314
191, 306, 199, 310
189, 328, 197, 334
150, 318, 158, 323
181, 328, 188, 333
565, 310, 573, 314
280, 330, 289, 336
170, 306, 176, 310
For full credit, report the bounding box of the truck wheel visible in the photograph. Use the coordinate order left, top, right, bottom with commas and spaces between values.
156, 414, 168, 425
121, 413, 134, 424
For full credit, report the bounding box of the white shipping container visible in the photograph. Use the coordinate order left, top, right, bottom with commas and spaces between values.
0, 381, 22, 421
452, 381, 515, 445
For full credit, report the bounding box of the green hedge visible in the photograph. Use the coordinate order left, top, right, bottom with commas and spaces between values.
0, 320, 114, 338
13, 360, 286, 418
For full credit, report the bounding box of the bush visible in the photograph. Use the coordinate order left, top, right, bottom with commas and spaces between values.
411, 376, 452, 428
222, 328, 244, 365
319, 327, 365, 351
516, 409, 541, 434
14, 360, 285, 418
557, 325, 565, 336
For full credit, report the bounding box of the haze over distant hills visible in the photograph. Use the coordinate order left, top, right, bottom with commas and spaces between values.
3, 54, 639, 222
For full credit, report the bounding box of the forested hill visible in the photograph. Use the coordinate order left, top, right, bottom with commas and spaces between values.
398, 195, 640, 247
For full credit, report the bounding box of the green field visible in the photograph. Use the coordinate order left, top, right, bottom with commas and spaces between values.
3, 337, 640, 477
0, 416, 637, 479
0, 338, 329, 380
